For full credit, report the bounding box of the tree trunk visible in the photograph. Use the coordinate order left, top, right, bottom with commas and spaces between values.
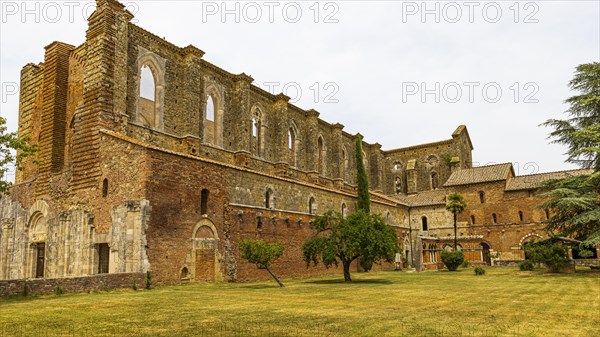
342, 260, 352, 282
453, 211, 458, 250
265, 267, 285, 287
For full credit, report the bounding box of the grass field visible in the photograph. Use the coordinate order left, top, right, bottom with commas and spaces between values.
1, 267, 598, 337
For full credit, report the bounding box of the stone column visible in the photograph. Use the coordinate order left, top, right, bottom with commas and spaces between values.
272, 93, 290, 165
331, 123, 345, 188
181, 46, 205, 138
305, 109, 320, 173
231, 73, 254, 153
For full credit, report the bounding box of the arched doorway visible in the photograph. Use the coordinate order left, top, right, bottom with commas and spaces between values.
191, 219, 219, 281
26, 200, 51, 279
480, 242, 491, 265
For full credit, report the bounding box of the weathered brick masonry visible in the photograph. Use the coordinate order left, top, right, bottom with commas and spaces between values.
1, 0, 597, 292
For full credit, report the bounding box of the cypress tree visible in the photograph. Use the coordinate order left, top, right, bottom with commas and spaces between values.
355, 134, 370, 213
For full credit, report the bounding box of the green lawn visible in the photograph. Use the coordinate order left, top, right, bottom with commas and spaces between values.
1, 267, 598, 337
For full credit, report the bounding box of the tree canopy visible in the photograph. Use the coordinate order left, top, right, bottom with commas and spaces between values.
542, 62, 600, 170
539, 172, 600, 245
539, 62, 600, 245
239, 239, 286, 287
0, 116, 36, 193
302, 210, 398, 282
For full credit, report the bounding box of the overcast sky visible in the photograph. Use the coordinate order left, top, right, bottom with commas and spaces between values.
1, 0, 598, 177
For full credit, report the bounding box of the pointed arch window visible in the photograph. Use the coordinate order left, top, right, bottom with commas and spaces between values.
309, 197, 317, 215
135, 49, 165, 131
288, 124, 298, 167
265, 188, 274, 209
317, 136, 325, 174
251, 106, 264, 157
431, 172, 439, 190
203, 88, 224, 147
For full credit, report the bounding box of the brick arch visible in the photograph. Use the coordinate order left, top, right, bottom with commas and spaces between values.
191, 218, 220, 282
192, 219, 218, 240
519, 232, 544, 246
28, 199, 50, 220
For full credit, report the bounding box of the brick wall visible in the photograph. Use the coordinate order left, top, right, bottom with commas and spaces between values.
0, 272, 145, 297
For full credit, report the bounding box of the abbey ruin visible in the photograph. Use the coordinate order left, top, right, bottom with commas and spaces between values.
0, 0, 596, 290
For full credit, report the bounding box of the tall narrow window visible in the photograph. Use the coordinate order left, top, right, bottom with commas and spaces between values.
309, 197, 316, 215
341, 203, 347, 218
518, 210, 524, 222
288, 126, 297, 166
265, 189, 274, 209
35, 243, 45, 278
544, 209, 550, 220
492, 213, 497, 224
98, 243, 110, 274
431, 172, 439, 190
201, 189, 209, 215
138, 65, 156, 127
251, 116, 260, 156
203, 95, 216, 145
479, 191, 485, 204
421, 216, 428, 231
206, 95, 215, 121
471, 215, 476, 224
251, 107, 263, 157
395, 177, 402, 194
342, 148, 348, 181
317, 137, 325, 174
102, 178, 108, 198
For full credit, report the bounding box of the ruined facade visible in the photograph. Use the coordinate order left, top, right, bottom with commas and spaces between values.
1, 0, 596, 284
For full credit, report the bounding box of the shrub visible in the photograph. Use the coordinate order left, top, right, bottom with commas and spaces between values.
474, 267, 485, 275
519, 261, 534, 271
578, 249, 594, 258
441, 251, 464, 271
132, 280, 138, 291
145, 271, 152, 290
461, 260, 470, 268
55, 285, 64, 295
523, 242, 570, 273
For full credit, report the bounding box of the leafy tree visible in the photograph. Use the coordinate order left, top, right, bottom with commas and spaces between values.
542, 62, 600, 171
355, 134, 370, 213
0, 116, 36, 193
302, 210, 398, 282
539, 172, 600, 245
523, 240, 570, 273
445, 193, 467, 250
539, 62, 600, 245
441, 251, 464, 271
239, 239, 285, 287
